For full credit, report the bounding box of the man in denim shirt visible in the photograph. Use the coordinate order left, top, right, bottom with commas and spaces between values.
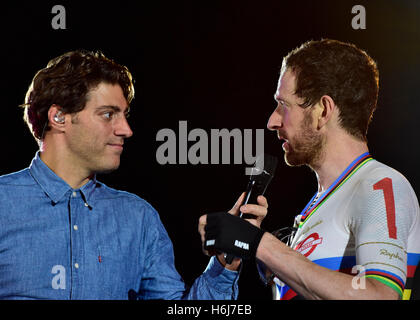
0, 50, 267, 299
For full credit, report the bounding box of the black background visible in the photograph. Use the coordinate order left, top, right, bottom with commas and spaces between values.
1, 0, 419, 300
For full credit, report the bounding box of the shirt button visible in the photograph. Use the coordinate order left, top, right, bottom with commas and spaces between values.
72, 191, 77, 197
73, 225, 78, 231
74, 263, 79, 269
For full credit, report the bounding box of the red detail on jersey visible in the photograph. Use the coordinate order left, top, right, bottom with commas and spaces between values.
407, 265, 417, 278
373, 177, 397, 239
282, 288, 298, 300
98, 256, 102, 263
294, 233, 323, 257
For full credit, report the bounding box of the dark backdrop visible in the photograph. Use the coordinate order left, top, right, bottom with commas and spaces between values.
1, 0, 419, 300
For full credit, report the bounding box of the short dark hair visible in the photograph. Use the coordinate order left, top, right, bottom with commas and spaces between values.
283, 39, 379, 141
21, 50, 135, 141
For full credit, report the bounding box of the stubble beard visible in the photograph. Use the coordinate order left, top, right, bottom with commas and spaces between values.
284, 111, 325, 169
69, 114, 122, 175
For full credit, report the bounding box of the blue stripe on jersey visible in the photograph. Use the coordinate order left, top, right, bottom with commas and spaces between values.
276, 254, 418, 299
314, 256, 406, 285
313, 254, 420, 270
408, 252, 420, 266
276, 256, 356, 299
276, 283, 289, 299
312, 255, 356, 271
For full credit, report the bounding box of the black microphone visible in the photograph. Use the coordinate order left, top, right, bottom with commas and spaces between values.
224, 153, 278, 264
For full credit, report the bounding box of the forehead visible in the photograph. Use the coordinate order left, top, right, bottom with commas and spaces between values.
275, 68, 297, 100
85, 82, 129, 111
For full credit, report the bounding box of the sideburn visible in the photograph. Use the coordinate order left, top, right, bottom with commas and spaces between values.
71, 113, 80, 124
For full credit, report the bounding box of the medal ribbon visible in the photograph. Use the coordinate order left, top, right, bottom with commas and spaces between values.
298, 152, 373, 228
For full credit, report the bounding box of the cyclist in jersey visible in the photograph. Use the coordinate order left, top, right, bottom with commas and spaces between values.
199, 39, 420, 300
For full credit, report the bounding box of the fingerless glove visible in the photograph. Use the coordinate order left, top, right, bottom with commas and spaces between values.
204, 211, 266, 259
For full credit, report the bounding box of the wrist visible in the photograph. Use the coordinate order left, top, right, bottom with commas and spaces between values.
256, 232, 267, 261
205, 211, 266, 260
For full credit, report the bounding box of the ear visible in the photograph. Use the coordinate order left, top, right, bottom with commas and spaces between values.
47, 104, 66, 131
316, 95, 336, 129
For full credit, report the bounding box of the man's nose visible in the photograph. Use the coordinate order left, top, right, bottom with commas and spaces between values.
267, 108, 283, 131
115, 117, 133, 138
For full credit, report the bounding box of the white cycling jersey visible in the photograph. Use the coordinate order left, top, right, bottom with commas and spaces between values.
273, 153, 420, 300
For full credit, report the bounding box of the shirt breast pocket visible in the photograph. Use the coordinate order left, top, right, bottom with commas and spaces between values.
84, 242, 133, 298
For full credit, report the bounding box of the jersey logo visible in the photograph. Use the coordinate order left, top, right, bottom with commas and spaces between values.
295, 232, 323, 257
234, 240, 249, 250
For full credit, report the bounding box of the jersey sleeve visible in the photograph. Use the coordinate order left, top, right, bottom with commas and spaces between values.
350, 168, 418, 298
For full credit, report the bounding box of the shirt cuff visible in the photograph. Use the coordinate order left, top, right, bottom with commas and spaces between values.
363, 269, 405, 298
202, 256, 241, 295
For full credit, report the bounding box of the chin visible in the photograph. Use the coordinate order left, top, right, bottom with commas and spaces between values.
284, 154, 305, 167
284, 149, 305, 167
96, 167, 119, 175
284, 149, 323, 169
95, 159, 121, 174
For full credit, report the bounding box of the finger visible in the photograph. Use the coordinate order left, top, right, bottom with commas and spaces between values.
240, 195, 268, 218
198, 214, 207, 229
198, 215, 212, 256
240, 203, 268, 218
228, 192, 246, 216
257, 195, 268, 208
198, 215, 206, 230
198, 215, 207, 243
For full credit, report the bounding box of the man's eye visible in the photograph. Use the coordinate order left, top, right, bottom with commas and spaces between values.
280, 101, 290, 109
276, 100, 285, 109
103, 112, 114, 120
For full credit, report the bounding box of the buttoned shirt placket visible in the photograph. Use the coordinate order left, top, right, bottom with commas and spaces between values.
67, 188, 92, 299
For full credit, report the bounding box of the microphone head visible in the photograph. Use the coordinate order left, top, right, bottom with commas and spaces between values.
262, 153, 278, 177
251, 153, 278, 177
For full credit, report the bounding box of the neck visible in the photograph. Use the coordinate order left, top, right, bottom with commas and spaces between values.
39, 139, 93, 190
311, 133, 369, 193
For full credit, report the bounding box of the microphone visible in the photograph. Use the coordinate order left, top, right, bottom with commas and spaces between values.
224, 153, 278, 264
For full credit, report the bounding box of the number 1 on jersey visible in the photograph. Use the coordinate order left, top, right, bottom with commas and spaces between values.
373, 177, 397, 239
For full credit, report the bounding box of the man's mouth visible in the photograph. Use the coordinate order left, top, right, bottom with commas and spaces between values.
277, 133, 289, 151
108, 143, 124, 150
277, 133, 288, 141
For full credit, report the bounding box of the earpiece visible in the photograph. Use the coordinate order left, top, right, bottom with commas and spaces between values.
53, 111, 65, 124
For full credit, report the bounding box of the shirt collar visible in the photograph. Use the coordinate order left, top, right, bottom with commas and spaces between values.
29, 151, 97, 204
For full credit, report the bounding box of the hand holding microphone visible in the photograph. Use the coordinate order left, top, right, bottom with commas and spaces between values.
199, 154, 277, 263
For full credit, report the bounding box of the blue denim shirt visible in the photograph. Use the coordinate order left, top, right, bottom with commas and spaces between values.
0, 153, 239, 299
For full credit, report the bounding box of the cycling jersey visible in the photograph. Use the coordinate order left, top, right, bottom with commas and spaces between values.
273, 153, 420, 300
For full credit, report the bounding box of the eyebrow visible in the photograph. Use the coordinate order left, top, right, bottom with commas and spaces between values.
96, 105, 130, 113
274, 94, 285, 102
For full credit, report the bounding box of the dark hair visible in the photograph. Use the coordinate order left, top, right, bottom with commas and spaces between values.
283, 39, 379, 141
21, 50, 135, 141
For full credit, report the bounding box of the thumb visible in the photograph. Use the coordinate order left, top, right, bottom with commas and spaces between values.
228, 192, 246, 216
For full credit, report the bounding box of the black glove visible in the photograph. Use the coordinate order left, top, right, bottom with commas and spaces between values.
204, 211, 266, 260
